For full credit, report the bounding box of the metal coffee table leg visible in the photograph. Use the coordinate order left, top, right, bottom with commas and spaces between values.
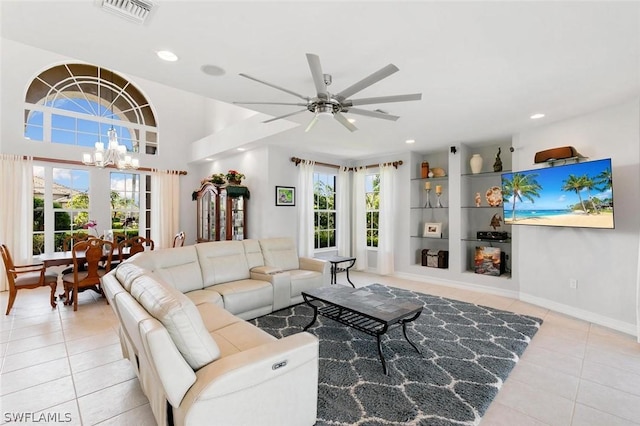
401, 311, 423, 353
302, 294, 319, 331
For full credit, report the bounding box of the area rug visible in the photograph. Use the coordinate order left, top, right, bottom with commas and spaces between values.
250, 284, 543, 426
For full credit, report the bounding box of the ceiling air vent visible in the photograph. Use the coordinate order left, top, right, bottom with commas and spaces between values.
102, 0, 154, 24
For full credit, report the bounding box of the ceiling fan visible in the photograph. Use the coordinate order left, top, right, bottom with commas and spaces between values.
234, 53, 422, 132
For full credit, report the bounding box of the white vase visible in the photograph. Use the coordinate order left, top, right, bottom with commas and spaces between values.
470, 154, 483, 174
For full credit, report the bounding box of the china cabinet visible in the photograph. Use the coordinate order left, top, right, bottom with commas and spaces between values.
195, 183, 249, 242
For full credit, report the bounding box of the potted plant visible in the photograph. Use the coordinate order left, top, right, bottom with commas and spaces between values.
225, 170, 245, 185
207, 173, 226, 186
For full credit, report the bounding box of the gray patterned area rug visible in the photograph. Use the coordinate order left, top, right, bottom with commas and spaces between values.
250, 284, 542, 426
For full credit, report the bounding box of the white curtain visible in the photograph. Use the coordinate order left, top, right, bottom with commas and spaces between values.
297, 160, 315, 257
151, 170, 180, 249
336, 166, 351, 257
636, 230, 640, 342
0, 155, 34, 291
352, 167, 368, 271
377, 163, 396, 275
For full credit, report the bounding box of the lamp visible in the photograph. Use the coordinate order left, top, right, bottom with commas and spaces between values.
82, 126, 139, 169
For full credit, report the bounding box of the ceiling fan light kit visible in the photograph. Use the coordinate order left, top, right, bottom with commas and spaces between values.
234, 53, 422, 132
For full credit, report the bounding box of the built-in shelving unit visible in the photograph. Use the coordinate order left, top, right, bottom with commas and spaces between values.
409, 151, 449, 268
407, 141, 514, 282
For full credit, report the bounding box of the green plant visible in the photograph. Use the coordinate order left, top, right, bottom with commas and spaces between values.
208, 173, 226, 185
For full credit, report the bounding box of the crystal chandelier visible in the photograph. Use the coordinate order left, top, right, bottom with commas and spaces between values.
82, 126, 139, 169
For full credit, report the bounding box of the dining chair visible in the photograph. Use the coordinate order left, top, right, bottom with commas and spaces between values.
61, 238, 113, 311
60, 233, 93, 275
173, 231, 185, 248
1, 244, 58, 315
116, 236, 154, 265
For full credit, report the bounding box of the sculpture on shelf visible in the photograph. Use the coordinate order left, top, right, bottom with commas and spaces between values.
493, 147, 503, 172
490, 213, 503, 230
475, 192, 481, 207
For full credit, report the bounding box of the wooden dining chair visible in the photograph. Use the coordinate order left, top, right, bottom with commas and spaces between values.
1, 244, 58, 315
60, 233, 93, 275
173, 231, 185, 248
61, 239, 113, 311
116, 236, 154, 265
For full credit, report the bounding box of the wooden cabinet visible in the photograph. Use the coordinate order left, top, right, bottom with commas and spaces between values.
195, 183, 249, 242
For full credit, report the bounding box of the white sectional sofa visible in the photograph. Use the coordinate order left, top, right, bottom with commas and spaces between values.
101, 238, 329, 426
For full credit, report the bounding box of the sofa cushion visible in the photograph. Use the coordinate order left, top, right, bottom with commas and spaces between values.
129, 274, 220, 370
115, 263, 146, 292
242, 239, 265, 270
195, 241, 251, 286
128, 246, 204, 293
259, 238, 300, 271
209, 279, 273, 315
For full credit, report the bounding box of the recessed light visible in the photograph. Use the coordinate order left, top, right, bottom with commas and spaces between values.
237, 148, 246, 151
405, 139, 415, 144
530, 113, 545, 120
157, 50, 178, 62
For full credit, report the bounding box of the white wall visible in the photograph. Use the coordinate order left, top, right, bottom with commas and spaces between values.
514, 99, 640, 332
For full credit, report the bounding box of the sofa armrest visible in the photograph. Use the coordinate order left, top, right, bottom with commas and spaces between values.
175, 332, 319, 425
250, 270, 291, 312
299, 257, 328, 273
250, 265, 283, 275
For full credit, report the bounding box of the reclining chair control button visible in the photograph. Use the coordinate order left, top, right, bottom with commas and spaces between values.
272, 360, 287, 370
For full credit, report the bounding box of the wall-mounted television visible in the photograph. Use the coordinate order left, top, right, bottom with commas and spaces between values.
501, 158, 614, 229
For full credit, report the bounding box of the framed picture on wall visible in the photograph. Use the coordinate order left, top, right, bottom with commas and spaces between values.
275, 186, 295, 206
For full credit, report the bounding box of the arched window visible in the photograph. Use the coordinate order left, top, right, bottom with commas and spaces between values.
23, 63, 158, 155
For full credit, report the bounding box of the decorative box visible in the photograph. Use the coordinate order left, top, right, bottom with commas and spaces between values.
422, 249, 448, 268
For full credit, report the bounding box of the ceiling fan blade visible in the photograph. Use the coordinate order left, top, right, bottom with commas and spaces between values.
334, 112, 358, 132
336, 64, 399, 100
346, 108, 400, 121
239, 73, 309, 101
263, 109, 308, 123
305, 116, 319, 132
234, 101, 308, 106
347, 93, 422, 107
306, 53, 328, 99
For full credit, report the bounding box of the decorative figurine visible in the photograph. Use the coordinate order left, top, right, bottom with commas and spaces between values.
475, 192, 481, 207
490, 213, 502, 230
493, 147, 503, 172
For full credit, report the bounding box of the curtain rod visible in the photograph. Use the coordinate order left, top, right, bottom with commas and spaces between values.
29, 156, 188, 175
290, 156, 403, 170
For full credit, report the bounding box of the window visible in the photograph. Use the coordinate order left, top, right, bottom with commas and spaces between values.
27, 64, 155, 255
33, 166, 90, 254
24, 63, 158, 155
314, 172, 336, 249
365, 173, 380, 248
110, 172, 141, 242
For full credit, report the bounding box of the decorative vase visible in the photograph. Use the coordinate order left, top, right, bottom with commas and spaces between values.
229, 179, 241, 185
470, 154, 483, 174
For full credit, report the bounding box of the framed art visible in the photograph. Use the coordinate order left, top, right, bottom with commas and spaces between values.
275, 186, 295, 206
423, 222, 442, 238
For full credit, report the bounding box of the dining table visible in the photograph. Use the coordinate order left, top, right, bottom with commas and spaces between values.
34, 247, 135, 268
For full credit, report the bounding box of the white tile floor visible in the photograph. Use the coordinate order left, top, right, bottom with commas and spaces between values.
1, 271, 639, 425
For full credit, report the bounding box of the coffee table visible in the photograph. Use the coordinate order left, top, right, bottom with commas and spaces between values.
302, 285, 423, 375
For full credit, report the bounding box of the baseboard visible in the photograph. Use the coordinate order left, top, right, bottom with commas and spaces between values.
391, 271, 637, 338
392, 271, 520, 299
519, 292, 637, 337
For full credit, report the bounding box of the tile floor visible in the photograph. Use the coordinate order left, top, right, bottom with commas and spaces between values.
1, 271, 639, 425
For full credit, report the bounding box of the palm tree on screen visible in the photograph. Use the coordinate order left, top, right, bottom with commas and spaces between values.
502, 173, 542, 221
562, 174, 588, 213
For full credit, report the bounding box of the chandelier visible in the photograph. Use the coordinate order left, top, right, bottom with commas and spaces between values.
82, 126, 139, 169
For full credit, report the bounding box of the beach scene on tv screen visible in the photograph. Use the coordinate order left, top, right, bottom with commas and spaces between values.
502, 158, 614, 229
